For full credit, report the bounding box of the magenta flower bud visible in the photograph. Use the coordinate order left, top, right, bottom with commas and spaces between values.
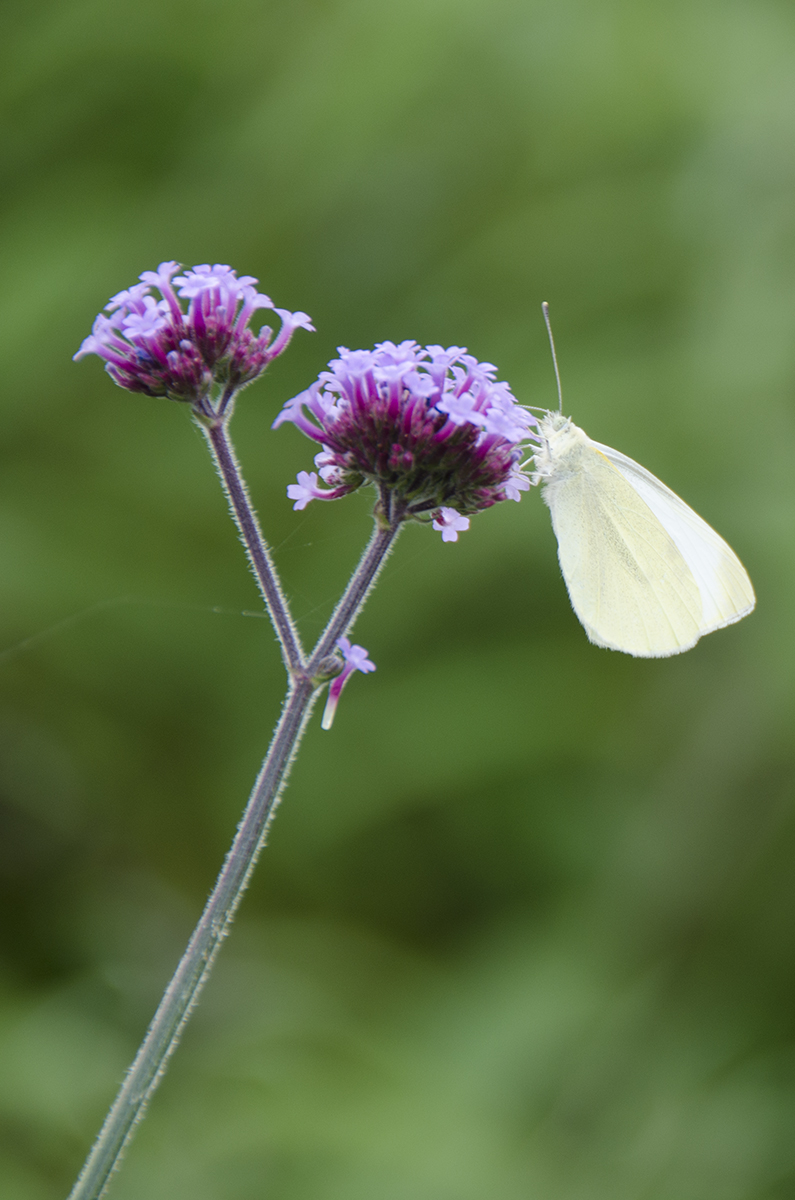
74, 262, 314, 419
274, 341, 536, 537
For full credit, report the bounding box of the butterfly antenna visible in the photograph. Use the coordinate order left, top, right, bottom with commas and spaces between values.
542, 301, 563, 413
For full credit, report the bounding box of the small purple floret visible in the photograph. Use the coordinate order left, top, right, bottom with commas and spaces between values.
321, 636, 376, 730
432, 507, 470, 542
286, 470, 348, 510
274, 341, 536, 534
75, 262, 314, 417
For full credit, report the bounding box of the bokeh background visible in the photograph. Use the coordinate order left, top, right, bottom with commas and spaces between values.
1, 0, 794, 1196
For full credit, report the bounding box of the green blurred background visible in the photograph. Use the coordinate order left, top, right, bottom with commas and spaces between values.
0, 0, 794, 1196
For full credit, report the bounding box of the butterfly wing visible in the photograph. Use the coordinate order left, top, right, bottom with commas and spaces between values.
543, 438, 706, 656
592, 441, 756, 634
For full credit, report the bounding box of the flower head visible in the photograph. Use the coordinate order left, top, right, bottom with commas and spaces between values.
321, 636, 376, 730
74, 262, 313, 417
274, 341, 536, 537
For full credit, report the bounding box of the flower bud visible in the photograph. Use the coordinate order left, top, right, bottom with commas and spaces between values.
312, 654, 345, 685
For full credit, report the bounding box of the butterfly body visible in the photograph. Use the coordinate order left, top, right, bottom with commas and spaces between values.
534, 412, 755, 657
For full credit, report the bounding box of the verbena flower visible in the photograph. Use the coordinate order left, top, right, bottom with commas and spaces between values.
432, 506, 471, 542
74, 262, 313, 417
274, 341, 535, 537
321, 637, 376, 730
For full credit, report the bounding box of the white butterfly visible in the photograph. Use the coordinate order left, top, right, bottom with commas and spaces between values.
532, 410, 755, 657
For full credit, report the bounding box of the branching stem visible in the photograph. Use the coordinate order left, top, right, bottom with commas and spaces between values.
66, 479, 403, 1200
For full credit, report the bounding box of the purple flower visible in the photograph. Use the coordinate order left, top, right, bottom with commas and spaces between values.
432, 507, 470, 542
321, 636, 376, 730
74, 262, 314, 417
274, 341, 536, 533
504, 466, 532, 502
286, 470, 350, 510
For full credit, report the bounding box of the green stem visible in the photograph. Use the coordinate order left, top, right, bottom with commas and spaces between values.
67, 678, 316, 1200
66, 504, 403, 1200
308, 509, 403, 672
203, 418, 304, 675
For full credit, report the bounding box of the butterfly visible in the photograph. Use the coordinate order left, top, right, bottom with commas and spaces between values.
532, 410, 755, 657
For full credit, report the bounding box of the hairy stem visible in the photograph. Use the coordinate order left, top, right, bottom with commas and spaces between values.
66, 503, 403, 1200
203, 419, 304, 674
308, 493, 403, 672
67, 676, 317, 1200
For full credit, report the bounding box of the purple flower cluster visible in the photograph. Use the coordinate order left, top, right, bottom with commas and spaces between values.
274, 341, 535, 538
74, 262, 313, 415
